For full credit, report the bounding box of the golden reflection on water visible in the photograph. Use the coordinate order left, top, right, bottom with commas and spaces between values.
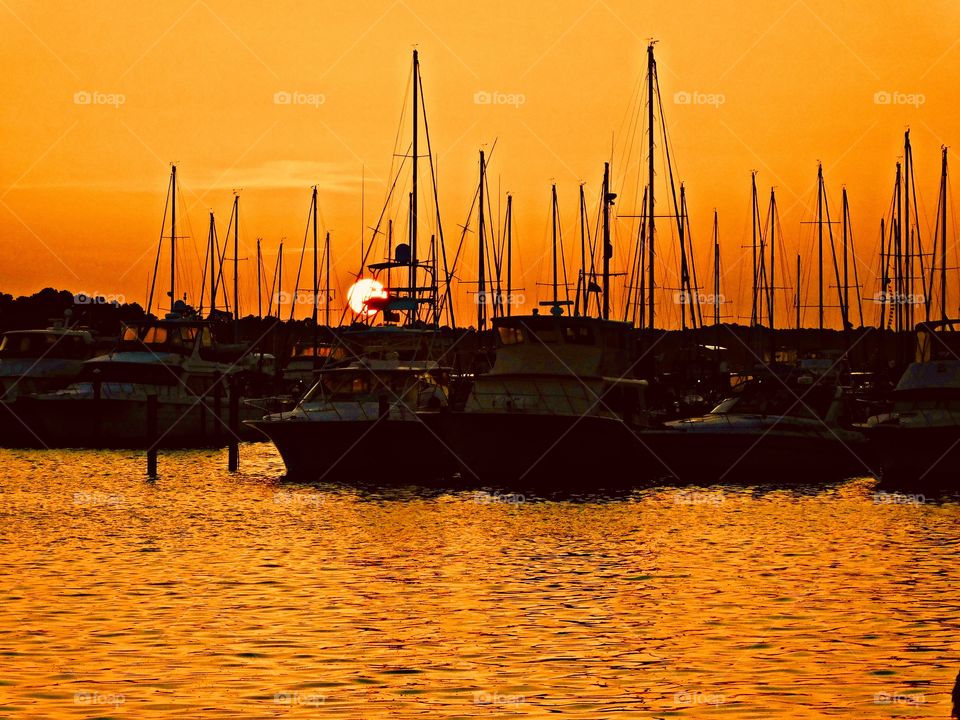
0, 446, 958, 718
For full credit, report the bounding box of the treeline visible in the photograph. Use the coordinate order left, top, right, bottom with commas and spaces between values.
0, 288, 349, 346
0, 288, 148, 335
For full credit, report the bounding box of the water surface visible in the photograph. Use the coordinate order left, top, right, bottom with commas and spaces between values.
0, 446, 957, 717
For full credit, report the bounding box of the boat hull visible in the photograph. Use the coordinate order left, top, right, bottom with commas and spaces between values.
866, 423, 960, 486
248, 414, 460, 482
641, 426, 875, 483
5, 396, 263, 448
426, 411, 665, 486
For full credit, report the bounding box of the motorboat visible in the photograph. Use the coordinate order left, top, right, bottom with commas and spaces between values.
10, 317, 269, 448
430, 312, 656, 485
646, 362, 874, 482
248, 355, 460, 481
865, 320, 960, 484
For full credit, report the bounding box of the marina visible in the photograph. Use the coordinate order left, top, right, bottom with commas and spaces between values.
3, 2, 960, 717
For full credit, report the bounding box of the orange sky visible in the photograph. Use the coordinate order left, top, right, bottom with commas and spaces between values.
1, 0, 959, 329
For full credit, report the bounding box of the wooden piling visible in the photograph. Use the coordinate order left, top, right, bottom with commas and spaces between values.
146, 394, 158, 478
228, 381, 239, 472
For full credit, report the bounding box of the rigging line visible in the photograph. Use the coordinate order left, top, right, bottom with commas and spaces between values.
440, 175, 482, 317
177, 180, 202, 306
336, 151, 409, 326
217, 203, 235, 313
774, 201, 792, 327
266, 242, 281, 318
146, 172, 173, 316
436, 143, 497, 324
419, 72, 456, 327
288, 192, 315, 322
821, 182, 847, 329
684, 189, 704, 328
198, 216, 211, 315
557, 193, 571, 307
844, 196, 865, 328
653, 67, 695, 328
908, 154, 931, 321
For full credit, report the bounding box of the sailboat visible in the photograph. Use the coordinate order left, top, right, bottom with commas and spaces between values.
10, 167, 270, 448
250, 51, 469, 480
866, 320, 960, 484
865, 147, 960, 485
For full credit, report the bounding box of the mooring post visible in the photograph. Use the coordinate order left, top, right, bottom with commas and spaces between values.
146, 393, 158, 478
228, 379, 240, 472
213, 372, 222, 443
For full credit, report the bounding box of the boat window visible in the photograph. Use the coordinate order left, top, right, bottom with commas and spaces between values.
121, 326, 139, 342
141, 327, 169, 346
200, 327, 214, 348
498, 327, 525, 345
171, 327, 198, 347
563, 326, 595, 345
529, 328, 559, 344
0, 333, 90, 359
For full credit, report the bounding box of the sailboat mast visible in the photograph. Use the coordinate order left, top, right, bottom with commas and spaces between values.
506, 194, 513, 318
578, 184, 587, 317
209, 211, 216, 315
904, 130, 913, 330
941, 147, 949, 322
552, 184, 559, 310
410, 49, 419, 309
170, 164, 177, 309
311, 186, 319, 331
796, 254, 801, 330
842, 187, 849, 329
646, 42, 656, 330
895, 162, 903, 332
277, 241, 283, 321
817, 164, 824, 330
769, 188, 776, 331
233, 194, 239, 335
751, 172, 758, 326
325, 231, 331, 327
713, 210, 720, 327
478, 150, 486, 331
257, 238, 262, 319
602, 162, 613, 320
879, 219, 886, 330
